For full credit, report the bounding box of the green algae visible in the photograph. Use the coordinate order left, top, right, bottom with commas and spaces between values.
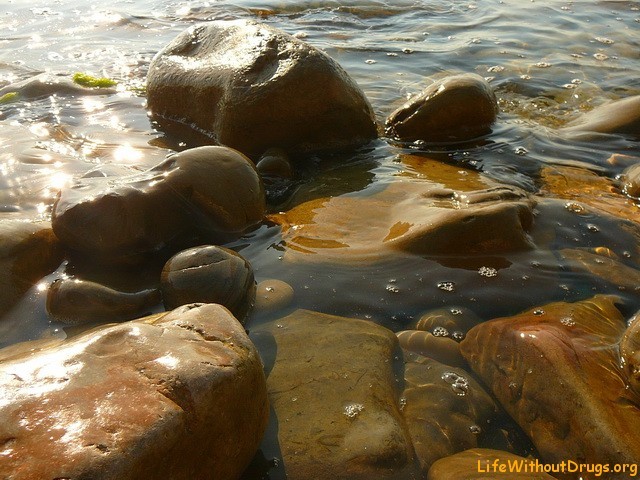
72, 73, 117, 88
0, 92, 19, 104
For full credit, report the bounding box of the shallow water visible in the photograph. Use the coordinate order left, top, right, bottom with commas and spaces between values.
1, 0, 640, 476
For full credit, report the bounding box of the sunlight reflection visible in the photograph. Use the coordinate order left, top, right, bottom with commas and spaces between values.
113, 144, 142, 163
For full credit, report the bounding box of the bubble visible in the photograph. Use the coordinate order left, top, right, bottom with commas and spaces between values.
595, 36, 614, 45
442, 371, 469, 396
432, 326, 449, 337
593, 52, 609, 61
386, 284, 400, 293
533, 309, 545, 316
399, 397, 407, 410
514, 146, 528, 155
402, 48, 414, 54
386, 52, 398, 57
565, 202, 585, 214
563, 83, 578, 89
343, 403, 364, 418
469, 425, 482, 434
452, 331, 465, 341
451, 308, 462, 315
535, 62, 551, 68
587, 224, 599, 232
487, 65, 505, 73
561, 317, 575, 327
437, 282, 455, 292
364, 59, 377, 64
478, 266, 498, 277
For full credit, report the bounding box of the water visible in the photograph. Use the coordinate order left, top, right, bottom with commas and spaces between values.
1, 0, 640, 477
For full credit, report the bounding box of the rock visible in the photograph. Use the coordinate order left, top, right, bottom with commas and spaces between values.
397, 330, 466, 367
270, 158, 535, 263
559, 248, 640, 292
413, 306, 482, 342
46, 277, 161, 325
147, 20, 377, 159
460, 296, 640, 473
619, 310, 640, 396
52, 146, 265, 259
0, 219, 62, 313
256, 148, 294, 181
0, 303, 269, 480
385, 73, 499, 144
562, 95, 640, 137
427, 449, 558, 480
252, 309, 418, 480
0, 73, 117, 100
253, 279, 295, 314
622, 163, 640, 198
401, 354, 507, 476
161, 245, 256, 322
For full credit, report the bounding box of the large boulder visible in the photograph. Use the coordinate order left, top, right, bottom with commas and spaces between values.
385, 73, 499, 144
0, 218, 62, 313
252, 309, 418, 480
52, 146, 265, 260
147, 20, 378, 159
0, 303, 269, 480
460, 296, 640, 475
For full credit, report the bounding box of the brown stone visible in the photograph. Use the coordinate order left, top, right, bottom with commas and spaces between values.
413, 306, 481, 342
147, 20, 377, 159
562, 95, 640, 137
0, 303, 269, 480
622, 163, 640, 198
559, 248, 640, 293
397, 330, 466, 367
253, 309, 418, 480
253, 279, 295, 314
460, 296, 640, 475
385, 73, 499, 144
427, 449, 558, 480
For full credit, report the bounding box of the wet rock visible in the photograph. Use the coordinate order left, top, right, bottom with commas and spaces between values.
562, 95, 640, 137
540, 164, 639, 223
254, 279, 295, 314
427, 449, 558, 480
46, 277, 161, 325
0, 72, 117, 100
385, 73, 499, 144
52, 146, 265, 260
147, 20, 377, 159
620, 310, 640, 397
253, 309, 418, 480
413, 306, 482, 342
397, 330, 466, 367
256, 148, 294, 181
270, 157, 535, 263
0, 303, 269, 480
161, 245, 256, 322
622, 163, 640, 198
0, 219, 63, 313
559, 248, 640, 292
401, 354, 506, 476
460, 296, 640, 473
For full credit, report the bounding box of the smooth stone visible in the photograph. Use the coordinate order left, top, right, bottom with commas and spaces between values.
397, 330, 466, 367
559, 248, 640, 292
401, 354, 506, 476
622, 163, 640, 198
270, 156, 535, 263
253, 309, 418, 480
0, 303, 269, 479
46, 278, 161, 325
562, 95, 640, 137
147, 20, 377, 159
161, 245, 256, 322
253, 279, 294, 314
460, 296, 640, 471
413, 306, 482, 342
619, 310, 640, 396
256, 148, 294, 181
540, 164, 639, 223
427, 449, 558, 480
385, 73, 499, 144
52, 146, 265, 259
0, 219, 63, 313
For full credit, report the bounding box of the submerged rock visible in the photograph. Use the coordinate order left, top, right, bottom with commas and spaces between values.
397, 330, 466, 367
460, 296, 640, 473
385, 73, 499, 144
161, 245, 256, 322
619, 310, 640, 396
52, 146, 265, 260
0, 219, 62, 313
46, 277, 161, 325
622, 163, 640, 198
559, 248, 640, 292
0, 303, 269, 479
253, 309, 418, 480
147, 20, 377, 159
562, 95, 640, 137
427, 449, 558, 480
253, 279, 295, 314
256, 148, 294, 181
413, 306, 481, 342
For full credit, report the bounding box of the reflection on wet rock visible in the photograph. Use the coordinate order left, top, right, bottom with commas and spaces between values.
620, 310, 640, 397
402, 354, 507, 476
161, 245, 256, 322
622, 163, 640, 198
427, 448, 558, 480
52, 146, 265, 260
413, 306, 481, 342
253, 279, 294, 314
562, 95, 640, 137
461, 296, 640, 471
397, 330, 466, 367
385, 73, 499, 144
559, 248, 640, 292
0, 218, 62, 313
46, 277, 161, 325
0, 303, 269, 480
253, 309, 418, 480
147, 20, 377, 159
271, 157, 535, 263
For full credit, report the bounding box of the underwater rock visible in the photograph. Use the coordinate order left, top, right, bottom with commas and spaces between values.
385, 73, 499, 144
0, 72, 117, 100
46, 277, 161, 325
622, 163, 640, 198
559, 248, 640, 293
256, 148, 294, 182
460, 296, 640, 473
271, 157, 535, 263
0, 218, 62, 313
147, 20, 377, 159
0, 303, 269, 480
161, 245, 256, 322
397, 330, 466, 367
253, 279, 295, 314
413, 306, 482, 342
427, 448, 558, 480
253, 309, 418, 480
52, 146, 265, 260
562, 95, 640, 137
